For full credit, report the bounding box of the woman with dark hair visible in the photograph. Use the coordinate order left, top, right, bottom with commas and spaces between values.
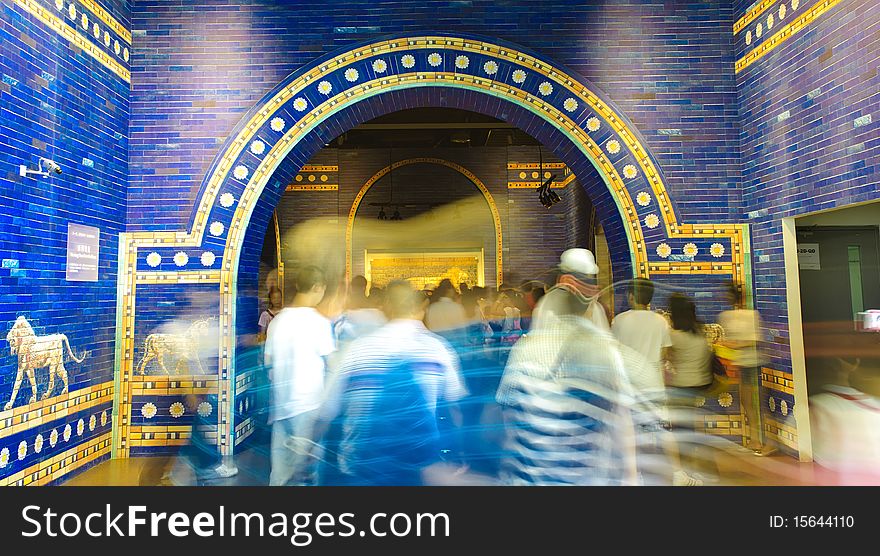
258, 287, 283, 341
666, 293, 712, 389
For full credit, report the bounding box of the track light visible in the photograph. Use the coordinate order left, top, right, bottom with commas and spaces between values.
390, 207, 402, 221
378, 207, 387, 220
538, 174, 561, 208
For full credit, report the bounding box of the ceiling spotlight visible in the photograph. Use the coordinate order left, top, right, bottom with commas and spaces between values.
450, 131, 471, 144
538, 174, 561, 208
390, 207, 402, 221
378, 207, 387, 220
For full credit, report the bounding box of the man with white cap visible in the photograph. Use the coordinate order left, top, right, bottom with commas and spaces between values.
531, 248, 610, 332
494, 248, 639, 485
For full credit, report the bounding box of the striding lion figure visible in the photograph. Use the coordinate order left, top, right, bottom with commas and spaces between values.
136, 318, 216, 375
4, 316, 86, 411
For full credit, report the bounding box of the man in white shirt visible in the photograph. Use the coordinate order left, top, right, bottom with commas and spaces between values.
611, 278, 702, 486
611, 278, 672, 396
265, 266, 335, 486
425, 279, 468, 332
316, 280, 471, 485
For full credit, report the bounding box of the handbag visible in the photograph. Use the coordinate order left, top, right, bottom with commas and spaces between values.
710, 351, 727, 377
705, 349, 731, 397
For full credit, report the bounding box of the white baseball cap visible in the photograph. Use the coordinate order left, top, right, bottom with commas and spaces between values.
560, 248, 599, 275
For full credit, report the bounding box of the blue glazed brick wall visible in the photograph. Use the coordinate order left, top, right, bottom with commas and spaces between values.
737, 0, 880, 373
127, 0, 741, 233
0, 0, 130, 482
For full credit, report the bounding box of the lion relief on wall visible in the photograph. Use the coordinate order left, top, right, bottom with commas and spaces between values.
4, 316, 88, 411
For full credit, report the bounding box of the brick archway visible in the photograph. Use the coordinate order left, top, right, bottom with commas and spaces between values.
114, 34, 749, 456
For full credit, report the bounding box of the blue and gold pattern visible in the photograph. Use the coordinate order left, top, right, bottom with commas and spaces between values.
287, 165, 339, 191
114, 35, 751, 458
12, 0, 131, 82
735, 0, 841, 74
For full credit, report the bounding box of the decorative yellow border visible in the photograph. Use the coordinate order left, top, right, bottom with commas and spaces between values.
234, 369, 260, 396
697, 414, 744, 437
1, 432, 111, 486
0, 381, 113, 439
734, 0, 778, 34
12, 0, 130, 82
735, 0, 842, 73
77, 0, 131, 43
273, 211, 284, 302
135, 270, 221, 284
762, 367, 795, 395
234, 417, 254, 446
300, 165, 339, 172
287, 184, 339, 191
344, 157, 503, 285
290, 164, 338, 190
764, 416, 798, 450
508, 173, 575, 189
129, 425, 217, 447
508, 162, 567, 170
130, 375, 219, 396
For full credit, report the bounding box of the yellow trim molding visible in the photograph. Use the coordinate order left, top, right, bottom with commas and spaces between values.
12, 0, 130, 82
1, 432, 111, 486
736, 0, 842, 73
77, 0, 131, 43
734, 0, 778, 34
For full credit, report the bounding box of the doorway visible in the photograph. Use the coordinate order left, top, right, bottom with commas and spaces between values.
796, 222, 880, 397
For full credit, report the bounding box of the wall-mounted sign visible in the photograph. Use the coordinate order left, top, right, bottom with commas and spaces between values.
797, 243, 821, 270
66, 223, 99, 281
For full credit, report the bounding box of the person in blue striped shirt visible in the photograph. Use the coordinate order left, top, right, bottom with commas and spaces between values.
496, 249, 640, 485
315, 280, 482, 486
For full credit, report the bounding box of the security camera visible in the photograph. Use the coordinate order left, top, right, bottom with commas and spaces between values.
19, 157, 62, 178
41, 158, 62, 175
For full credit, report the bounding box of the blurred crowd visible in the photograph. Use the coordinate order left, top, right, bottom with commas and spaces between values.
153, 247, 880, 487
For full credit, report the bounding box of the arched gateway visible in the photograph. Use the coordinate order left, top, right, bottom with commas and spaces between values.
113, 34, 749, 457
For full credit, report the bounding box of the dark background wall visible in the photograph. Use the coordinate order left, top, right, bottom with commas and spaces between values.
271, 146, 594, 298
127, 0, 741, 233
0, 0, 130, 483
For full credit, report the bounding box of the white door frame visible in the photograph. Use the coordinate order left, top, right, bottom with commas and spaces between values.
781, 216, 813, 462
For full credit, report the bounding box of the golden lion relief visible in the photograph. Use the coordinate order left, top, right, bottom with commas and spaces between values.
5, 316, 87, 411
136, 318, 216, 375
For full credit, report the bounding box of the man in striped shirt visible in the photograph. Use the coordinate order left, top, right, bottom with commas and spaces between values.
495, 250, 640, 485
316, 280, 471, 486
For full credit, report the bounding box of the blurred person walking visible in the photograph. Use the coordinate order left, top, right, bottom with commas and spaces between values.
333, 275, 387, 354
532, 249, 609, 332
495, 250, 640, 485
611, 278, 703, 486
717, 282, 774, 456
265, 266, 335, 486
611, 278, 671, 396
664, 293, 718, 481
810, 358, 880, 484
144, 292, 237, 485
426, 278, 468, 332
315, 280, 472, 485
